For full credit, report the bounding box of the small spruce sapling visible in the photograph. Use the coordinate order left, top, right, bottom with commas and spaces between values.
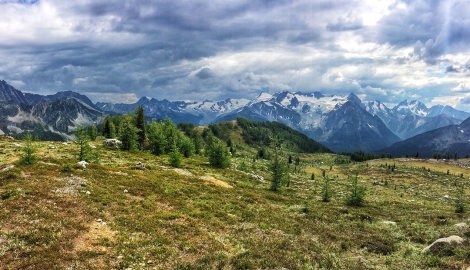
346, 174, 366, 207
322, 176, 331, 202
169, 142, 182, 168
20, 132, 37, 165
455, 183, 466, 213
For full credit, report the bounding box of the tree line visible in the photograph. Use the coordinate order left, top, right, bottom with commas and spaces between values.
77, 106, 231, 168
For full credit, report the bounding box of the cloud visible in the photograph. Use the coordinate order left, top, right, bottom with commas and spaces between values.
0, 0, 469, 108
446, 65, 458, 73
195, 68, 214, 80
451, 82, 470, 92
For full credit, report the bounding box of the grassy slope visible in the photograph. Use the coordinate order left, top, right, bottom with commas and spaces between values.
1, 136, 470, 269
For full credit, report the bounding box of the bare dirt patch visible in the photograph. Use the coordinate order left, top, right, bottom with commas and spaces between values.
200, 176, 233, 188
54, 176, 87, 196
74, 220, 116, 252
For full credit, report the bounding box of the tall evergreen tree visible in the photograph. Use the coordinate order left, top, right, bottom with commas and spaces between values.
147, 122, 166, 155
135, 106, 147, 149
119, 114, 138, 151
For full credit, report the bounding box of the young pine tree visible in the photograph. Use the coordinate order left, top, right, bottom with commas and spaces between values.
455, 183, 466, 213
208, 141, 231, 169
346, 174, 366, 207
269, 136, 289, 192
169, 142, 182, 168
75, 125, 91, 161
322, 176, 331, 202
88, 125, 98, 141
20, 132, 37, 165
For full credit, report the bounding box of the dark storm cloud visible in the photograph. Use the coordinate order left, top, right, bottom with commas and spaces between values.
446, 65, 458, 73
196, 68, 214, 80
1, 0, 470, 107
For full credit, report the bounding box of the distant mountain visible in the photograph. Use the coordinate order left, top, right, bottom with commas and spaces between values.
24, 91, 96, 108
2, 78, 470, 152
0, 80, 30, 105
375, 116, 470, 158
217, 92, 399, 152
94, 89, 469, 153
0, 80, 103, 140
365, 99, 465, 139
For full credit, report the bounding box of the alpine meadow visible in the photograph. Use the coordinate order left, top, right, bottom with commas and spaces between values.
1, 114, 470, 269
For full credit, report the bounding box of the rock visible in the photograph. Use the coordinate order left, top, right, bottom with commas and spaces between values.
421, 235, 465, 255
454, 222, 468, 229
96, 218, 102, 223
382, 221, 397, 225
135, 161, 145, 170
124, 189, 128, 193
102, 138, 122, 148
77, 160, 88, 168
1, 164, 14, 171
444, 195, 450, 199
85, 191, 91, 195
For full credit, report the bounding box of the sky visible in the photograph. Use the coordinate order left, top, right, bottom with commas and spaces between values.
1, 0, 470, 110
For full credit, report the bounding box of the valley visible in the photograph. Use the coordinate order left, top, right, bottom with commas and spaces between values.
1, 126, 470, 269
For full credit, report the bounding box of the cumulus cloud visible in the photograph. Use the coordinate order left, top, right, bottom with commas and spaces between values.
451, 82, 470, 92
0, 0, 468, 109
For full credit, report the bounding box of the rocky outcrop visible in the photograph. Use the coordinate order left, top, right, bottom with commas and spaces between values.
421, 235, 466, 255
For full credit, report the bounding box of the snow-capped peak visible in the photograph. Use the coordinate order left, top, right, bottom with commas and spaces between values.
393, 100, 429, 116
253, 92, 274, 102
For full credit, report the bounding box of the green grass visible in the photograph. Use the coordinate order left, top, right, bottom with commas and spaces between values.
1, 135, 470, 269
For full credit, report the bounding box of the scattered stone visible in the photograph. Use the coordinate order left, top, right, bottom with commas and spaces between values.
444, 195, 450, 199
117, 255, 123, 259
421, 235, 465, 255
96, 218, 103, 223
135, 161, 145, 170
124, 189, 129, 193
77, 160, 88, 168
382, 221, 397, 225
454, 222, 468, 229
11, 143, 22, 147
1, 164, 14, 171
85, 191, 91, 195
102, 138, 122, 148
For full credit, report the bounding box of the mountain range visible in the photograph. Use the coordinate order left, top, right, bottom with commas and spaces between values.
1, 79, 469, 155
0, 80, 103, 140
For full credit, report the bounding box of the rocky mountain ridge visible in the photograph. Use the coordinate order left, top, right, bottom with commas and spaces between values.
1, 79, 469, 153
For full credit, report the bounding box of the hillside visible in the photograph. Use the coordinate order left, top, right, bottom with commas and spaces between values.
376, 116, 470, 158
207, 117, 332, 154
2, 131, 470, 269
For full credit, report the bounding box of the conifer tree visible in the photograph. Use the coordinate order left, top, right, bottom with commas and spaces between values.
119, 114, 138, 151
20, 132, 37, 165
88, 125, 98, 141
135, 106, 147, 149
270, 136, 289, 192
75, 125, 91, 161
169, 141, 182, 168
